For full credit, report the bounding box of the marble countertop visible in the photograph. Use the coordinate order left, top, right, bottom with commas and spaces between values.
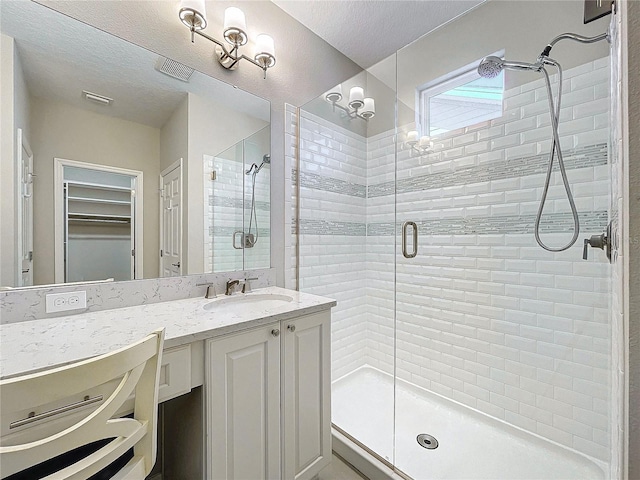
0, 287, 336, 379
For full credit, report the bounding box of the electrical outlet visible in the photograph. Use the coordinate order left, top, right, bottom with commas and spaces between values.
45, 291, 87, 313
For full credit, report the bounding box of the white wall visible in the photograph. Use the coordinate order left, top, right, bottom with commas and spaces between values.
0, 34, 30, 287
30, 97, 161, 284
0, 35, 17, 287
160, 95, 188, 173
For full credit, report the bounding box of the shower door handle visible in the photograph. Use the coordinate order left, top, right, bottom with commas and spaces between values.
402, 221, 418, 259
233, 231, 244, 250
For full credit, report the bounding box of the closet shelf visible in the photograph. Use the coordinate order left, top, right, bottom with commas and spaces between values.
66, 180, 132, 192
67, 196, 132, 206
68, 213, 131, 224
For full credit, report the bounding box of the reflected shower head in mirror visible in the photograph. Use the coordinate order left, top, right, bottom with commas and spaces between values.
245, 154, 271, 175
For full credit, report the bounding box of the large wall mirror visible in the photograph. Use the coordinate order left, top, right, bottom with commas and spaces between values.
0, 1, 271, 288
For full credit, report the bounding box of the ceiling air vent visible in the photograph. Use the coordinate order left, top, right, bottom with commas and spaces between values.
156, 57, 194, 82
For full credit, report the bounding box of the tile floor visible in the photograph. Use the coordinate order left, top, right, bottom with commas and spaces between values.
317, 454, 368, 480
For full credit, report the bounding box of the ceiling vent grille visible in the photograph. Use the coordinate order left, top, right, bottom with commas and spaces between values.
156, 57, 194, 82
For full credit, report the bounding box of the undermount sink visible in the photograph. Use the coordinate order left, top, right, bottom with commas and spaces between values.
203, 293, 294, 312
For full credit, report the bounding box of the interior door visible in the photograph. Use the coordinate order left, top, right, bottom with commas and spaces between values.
160, 161, 182, 277
16, 129, 34, 287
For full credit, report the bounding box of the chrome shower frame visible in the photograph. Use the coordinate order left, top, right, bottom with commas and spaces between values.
243, 154, 271, 247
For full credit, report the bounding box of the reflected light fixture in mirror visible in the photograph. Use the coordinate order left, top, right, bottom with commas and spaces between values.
324, 84, 375, 121
178, 1, 276, 79
405, 131, 433, 156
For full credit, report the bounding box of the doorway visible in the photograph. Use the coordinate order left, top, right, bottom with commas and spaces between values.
54, 158, 143, 283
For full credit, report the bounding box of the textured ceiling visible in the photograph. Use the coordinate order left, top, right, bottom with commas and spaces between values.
1, 1, 269, 129
272, 0, 485, 68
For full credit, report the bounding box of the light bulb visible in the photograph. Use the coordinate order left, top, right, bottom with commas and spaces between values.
223, 7, 247, 45
179, 0, 207, 30
348, 86, 365, 110
325, 84, 343, 103
254, 34, 276, 68
361, 98, 375, 119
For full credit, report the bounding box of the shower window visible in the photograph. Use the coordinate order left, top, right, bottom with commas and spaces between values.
418, 57, 504, 136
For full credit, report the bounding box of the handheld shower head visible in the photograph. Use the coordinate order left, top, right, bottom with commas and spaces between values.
245, 154, 271, 175
477, 56, 541, 78
477, 56, 504, 78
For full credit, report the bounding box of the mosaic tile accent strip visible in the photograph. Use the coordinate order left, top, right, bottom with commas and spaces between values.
298, 219, 366, 236
293, 170, 366, 198
368, 143, 608, 198
366, 211, 608, 236
210, 195, 270, 211
211, 226, 270, 237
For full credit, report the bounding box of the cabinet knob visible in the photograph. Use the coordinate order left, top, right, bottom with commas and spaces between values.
271, 329, 280, 337
287, 324, 296, 332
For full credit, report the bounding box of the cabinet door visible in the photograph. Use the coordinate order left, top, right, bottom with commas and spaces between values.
206, 324, 281, 480
282, 311, 331, 480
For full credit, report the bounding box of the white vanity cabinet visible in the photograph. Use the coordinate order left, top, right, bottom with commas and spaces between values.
282, 311, 331, 480
205, 309, 331, 480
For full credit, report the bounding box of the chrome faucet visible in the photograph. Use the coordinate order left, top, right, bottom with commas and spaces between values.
225, 279, 241, 296
197, 283, 217, 299
225, 277, 258, 295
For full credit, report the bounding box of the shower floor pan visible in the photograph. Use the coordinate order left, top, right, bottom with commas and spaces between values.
332, 366, 605, 480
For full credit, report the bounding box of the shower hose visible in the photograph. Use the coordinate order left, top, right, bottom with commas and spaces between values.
534, 60, 580, 252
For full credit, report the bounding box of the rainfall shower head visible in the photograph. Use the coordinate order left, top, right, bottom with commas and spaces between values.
477, 56, 541, 78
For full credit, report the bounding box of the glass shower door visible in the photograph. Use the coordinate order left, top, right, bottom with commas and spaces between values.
296, 55, 399, 466
393, 2, 614, 478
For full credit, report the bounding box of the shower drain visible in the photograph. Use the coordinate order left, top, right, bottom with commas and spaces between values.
417, 433, 439, 450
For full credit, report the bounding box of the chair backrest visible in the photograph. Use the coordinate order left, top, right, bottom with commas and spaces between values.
0, 329, 165, 479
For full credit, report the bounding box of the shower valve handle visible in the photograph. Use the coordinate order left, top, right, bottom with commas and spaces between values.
582, 230, 610, 260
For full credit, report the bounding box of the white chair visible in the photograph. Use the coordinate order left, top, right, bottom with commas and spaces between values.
0, 329, 165, 479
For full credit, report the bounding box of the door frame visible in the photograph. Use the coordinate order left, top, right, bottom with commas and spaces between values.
15, 128, 34, 287
53, 158, 144, 283
159, 159, 183, 277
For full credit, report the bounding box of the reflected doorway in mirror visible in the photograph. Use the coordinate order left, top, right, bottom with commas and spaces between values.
53, 158, 144, 283
160, 159, 183, 278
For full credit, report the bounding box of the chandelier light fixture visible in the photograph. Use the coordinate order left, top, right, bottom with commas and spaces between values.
324, 84, 375, 121
405, 131, 433, 156
178, 0, 276, 79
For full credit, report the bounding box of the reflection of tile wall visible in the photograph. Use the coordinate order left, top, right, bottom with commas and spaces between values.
284, 104, 297, 291
293, 58, 612, 461
204, 154, 270, 273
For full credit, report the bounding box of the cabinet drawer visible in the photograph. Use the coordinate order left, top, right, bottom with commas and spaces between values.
158, 344, 192, 403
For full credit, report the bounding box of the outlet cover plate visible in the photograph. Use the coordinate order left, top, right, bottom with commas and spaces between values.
45, 291, 87, 313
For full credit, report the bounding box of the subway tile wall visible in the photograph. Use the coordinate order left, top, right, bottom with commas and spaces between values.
292, 58, 611, 462
294, 110, 370, 379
